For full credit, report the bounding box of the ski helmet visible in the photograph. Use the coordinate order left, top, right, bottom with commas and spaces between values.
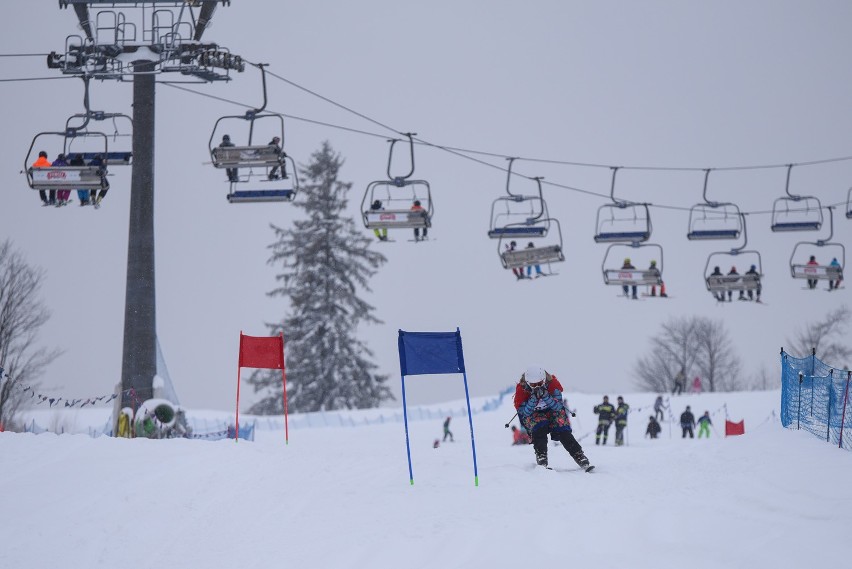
525, 365, 546, 383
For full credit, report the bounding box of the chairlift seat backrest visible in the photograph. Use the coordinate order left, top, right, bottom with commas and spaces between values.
687, 229, 740, 240
488, 226, 547, 239
706, 274, 761, 292
226, 189, 295, 204
212, 145, 283, 168
501, 245, 564, 269
771, 220, 822, 232
364, 208, 429, 229
603, 269, 662, 286
594, 230, 650, 243
791, 264, 843, 280
78, 151, 132, 165
27, 166, 107, 190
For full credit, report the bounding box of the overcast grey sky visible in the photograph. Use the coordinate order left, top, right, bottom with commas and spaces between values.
2, 1, 850, 411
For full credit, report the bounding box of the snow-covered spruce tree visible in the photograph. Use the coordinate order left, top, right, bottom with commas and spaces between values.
247, 142, 392, 413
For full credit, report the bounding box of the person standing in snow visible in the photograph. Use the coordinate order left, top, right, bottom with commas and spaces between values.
646, 416, 661, 439
513, 365, 592, 470
654, 395, 666, 422
614, 396, 629, 446
442, 416, 454, 442
593, 395, 616, 445
692, 376, 702, 394
672, 368, 686, 395
697, 411, 712, 438
680, 406, 696, 438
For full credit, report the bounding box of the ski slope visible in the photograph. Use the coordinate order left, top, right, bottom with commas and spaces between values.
2, 390, 850, 569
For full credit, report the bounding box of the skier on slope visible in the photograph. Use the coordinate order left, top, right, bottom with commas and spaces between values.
513, 365, 593, 471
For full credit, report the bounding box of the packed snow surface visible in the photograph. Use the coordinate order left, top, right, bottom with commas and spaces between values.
3, 390, 850, 569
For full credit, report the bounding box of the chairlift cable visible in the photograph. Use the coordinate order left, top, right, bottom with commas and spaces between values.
161, 71, 852, 216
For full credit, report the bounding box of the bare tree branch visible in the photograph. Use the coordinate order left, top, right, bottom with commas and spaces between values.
634, 315, 742, 393
0, 239, 62, 429
787, 305, 851, 365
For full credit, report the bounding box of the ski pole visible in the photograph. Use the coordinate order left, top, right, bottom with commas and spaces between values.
504, 412, 518, 428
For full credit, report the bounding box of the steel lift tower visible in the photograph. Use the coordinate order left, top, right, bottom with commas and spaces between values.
49, 1, 243, 414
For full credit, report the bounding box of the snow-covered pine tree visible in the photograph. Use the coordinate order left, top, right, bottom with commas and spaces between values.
247, 142, 392, 413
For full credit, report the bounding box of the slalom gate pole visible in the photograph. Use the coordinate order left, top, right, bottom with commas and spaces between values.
462, 370, 480, 487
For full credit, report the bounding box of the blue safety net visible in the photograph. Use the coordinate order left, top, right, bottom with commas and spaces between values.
780, 350, 852, 450
398, 330, 466, 376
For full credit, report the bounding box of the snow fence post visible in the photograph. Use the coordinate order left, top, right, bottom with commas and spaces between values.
827, 370, 833, 443
797, 371, 803, 430
840, 371, 851, 450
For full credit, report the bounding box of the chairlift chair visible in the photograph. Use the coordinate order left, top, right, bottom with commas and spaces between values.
686, 170, 743, 240
702, 213, 763, 300
487, 159, 549, 239
24, 130, 110, 192
601, 242, 664, 287
208, 63, 297, 204
361, 134, 433, 233
846, 187, 852, 220
593, 167, 652, 243
64, 111, 133, 165
498, 217, 565, 271
704, 252, 763, 298
209, 112, 287, 170
770, 165, 823, 232
789, 207, 845, 283
226, 154, 299, 204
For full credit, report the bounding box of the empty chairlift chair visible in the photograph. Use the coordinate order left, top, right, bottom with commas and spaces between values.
487, 158, 549, 240
594, 168, 652, 243
686, 170, 742, 240
846, 186, 852, 220
770, 164, 823, 232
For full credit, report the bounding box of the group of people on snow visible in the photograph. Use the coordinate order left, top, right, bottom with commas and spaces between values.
505, 373, 717, 463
